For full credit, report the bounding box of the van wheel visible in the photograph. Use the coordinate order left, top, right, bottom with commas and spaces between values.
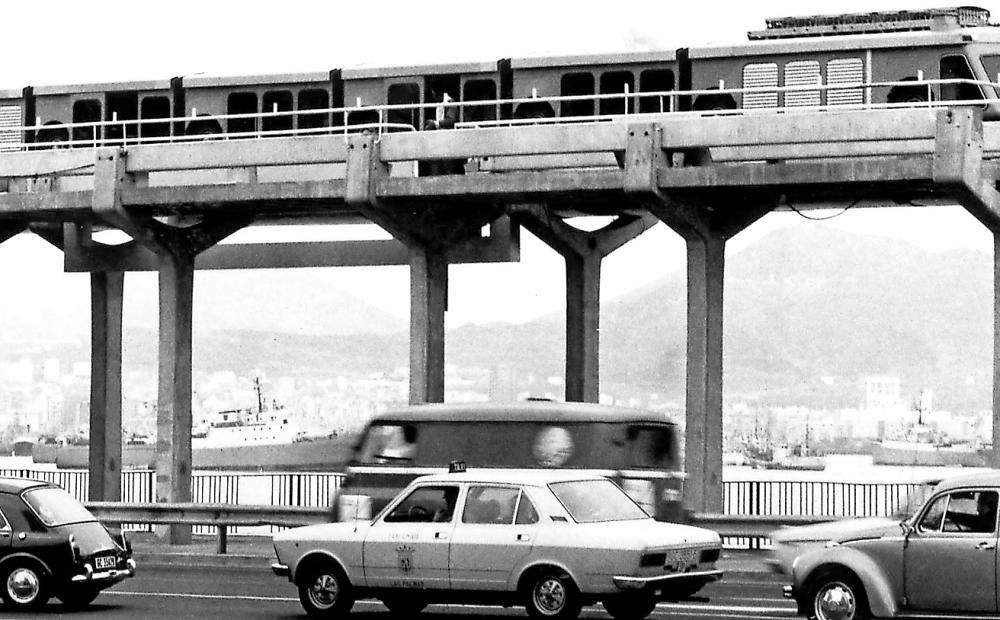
809, 570, 870, 620
525, 571, 582, 620
297, 561, 353, 618
2, 563, 49, 610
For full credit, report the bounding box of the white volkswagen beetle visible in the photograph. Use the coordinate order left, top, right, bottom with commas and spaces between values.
272, 464, 722, 619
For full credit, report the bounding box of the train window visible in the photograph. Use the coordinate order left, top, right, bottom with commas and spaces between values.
388, 82, 420, 130
639, 69, 674, 113
784, 60, 821, 107
462, 79, 497, 123
298, 89, 330, 132
227, 92, 258, 135
940, 55, 984, 103
742, 63, 778, 108
72, 99, 101, 145
262, 90, 294, 135
600, 71, 635, 115
139, 96, 171, 141
826, 58, 864, 106
561, 72, 595, 117
105, 91, 139, 144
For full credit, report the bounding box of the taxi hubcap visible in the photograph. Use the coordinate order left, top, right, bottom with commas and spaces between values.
308, 573, 338, 609
815, 581, 856, 620
7, 568, 40, 604
534, 577, 566, 614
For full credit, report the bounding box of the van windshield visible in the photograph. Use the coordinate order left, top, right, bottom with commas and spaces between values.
355, 420, 678, 470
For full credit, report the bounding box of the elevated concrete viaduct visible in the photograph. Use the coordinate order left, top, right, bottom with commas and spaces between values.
1, 107, 999, 542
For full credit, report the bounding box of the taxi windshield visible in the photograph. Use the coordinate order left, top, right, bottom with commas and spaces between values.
549, 479, 649, 523
23, 487, 96, 526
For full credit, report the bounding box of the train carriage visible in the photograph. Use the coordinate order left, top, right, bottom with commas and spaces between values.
31, 78, 176, 147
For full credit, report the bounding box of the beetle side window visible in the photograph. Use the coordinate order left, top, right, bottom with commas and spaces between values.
941, 491, 997, 533
918, 494, 947, 532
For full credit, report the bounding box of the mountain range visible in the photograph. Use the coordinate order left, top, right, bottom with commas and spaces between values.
2, 225, 993, 411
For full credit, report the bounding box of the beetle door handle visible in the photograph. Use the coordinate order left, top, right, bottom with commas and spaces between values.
976, 541, 996, 550
517, 533, 531, 542
434, 532, 448, 540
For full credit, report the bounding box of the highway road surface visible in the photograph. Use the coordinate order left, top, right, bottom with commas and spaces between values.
0, 564, 798, 619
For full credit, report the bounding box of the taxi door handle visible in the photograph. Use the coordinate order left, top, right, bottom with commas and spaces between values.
976, 541, 996, 550
517, 533, 531, 542
434, 532, 448, 540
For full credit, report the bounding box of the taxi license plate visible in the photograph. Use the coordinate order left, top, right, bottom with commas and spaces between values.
664, 549, 698, 571
94, 556, 116, 570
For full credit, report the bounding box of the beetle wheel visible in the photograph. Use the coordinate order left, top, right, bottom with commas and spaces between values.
809, 570, 870, 620
525, 571, 582, 620
297, 561, 353, 618
2, 563, 49, 610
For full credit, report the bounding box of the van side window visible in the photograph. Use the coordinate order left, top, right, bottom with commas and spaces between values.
627, 425, 679, 469
359, 423, 418, 463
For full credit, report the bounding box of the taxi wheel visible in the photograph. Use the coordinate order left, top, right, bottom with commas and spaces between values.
58, 585, 100, 610
602, 593, 657, 620
381, 594, 428, 615
525, 571, 582, 620
809, 571, 870, 620
2, 563, 49, 610
298, 562, 354, 618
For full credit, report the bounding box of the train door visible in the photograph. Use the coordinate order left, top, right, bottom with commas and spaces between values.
227, 91, 258, 136
387, 80, 421, 131
71, 98, 101, 145
262, 89, 294, 135
424, 74, 460, 128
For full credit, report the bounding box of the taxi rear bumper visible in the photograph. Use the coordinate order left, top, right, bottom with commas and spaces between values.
613, 568, 723, 590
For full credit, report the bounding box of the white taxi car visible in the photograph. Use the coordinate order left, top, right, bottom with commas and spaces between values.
272, 464, 722, 620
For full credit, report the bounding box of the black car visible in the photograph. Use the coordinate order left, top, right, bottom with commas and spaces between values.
0, 477, 135, 610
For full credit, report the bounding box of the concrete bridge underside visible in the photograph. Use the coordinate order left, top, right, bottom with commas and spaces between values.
1, 108, 1000, 543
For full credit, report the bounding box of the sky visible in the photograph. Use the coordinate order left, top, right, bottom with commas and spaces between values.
0, 0, 997, 327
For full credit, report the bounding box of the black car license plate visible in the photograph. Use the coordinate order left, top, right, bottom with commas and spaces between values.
94, 556, 116, 570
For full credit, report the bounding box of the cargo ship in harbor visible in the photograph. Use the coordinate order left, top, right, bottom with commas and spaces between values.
871, 394, 988, 467
32, 379, 355, 471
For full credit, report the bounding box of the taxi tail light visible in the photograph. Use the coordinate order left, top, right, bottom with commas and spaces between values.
700, 548, 720, 563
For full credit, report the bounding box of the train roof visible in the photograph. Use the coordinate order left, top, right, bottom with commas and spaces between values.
511, 49, 677, 70
0, 88, 22, 100
32, 78, 174, 96
689, 28, 984, 59
341, 60, 499, 80
183, 71, 331, 89
369, 401, 678, 425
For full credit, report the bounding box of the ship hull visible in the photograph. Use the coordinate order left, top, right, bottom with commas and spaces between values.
36, 437, 355, 471
872, 441, 987, 467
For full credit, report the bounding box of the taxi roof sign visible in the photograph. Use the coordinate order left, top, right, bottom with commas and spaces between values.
449, 460, 467, 473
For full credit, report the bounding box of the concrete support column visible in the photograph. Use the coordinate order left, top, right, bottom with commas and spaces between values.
565, 254, 601, 403
684, 236, 726, 513
409, 248, 448, 404
89, 271, 124, 502
994, 233, 1000, 460
512, 205, 656, 402
155, 254, 195, 543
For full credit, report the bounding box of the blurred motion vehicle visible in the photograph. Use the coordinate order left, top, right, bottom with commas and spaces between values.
0, 478, 135, 611
773, 473, 1000, 620
334, 401, 685, 523
273, 465, 722, 620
